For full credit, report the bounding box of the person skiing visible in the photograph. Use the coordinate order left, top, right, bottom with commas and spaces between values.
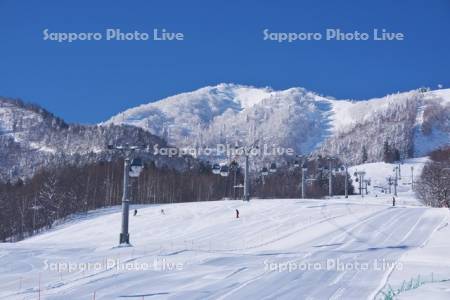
392, 196, 396, 207
161, 209, 165, 215
133, 209, 138, 216
236, 209, 239, 219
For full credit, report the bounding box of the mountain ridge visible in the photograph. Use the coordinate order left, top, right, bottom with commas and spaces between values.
1, 85, 448, 181
104, 84, 450, 164
0, 97, 193, 181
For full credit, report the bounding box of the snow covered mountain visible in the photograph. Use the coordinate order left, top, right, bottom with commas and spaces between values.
0, 98, 191, 181
2, 85, 448, 180
105, 84, 450, 164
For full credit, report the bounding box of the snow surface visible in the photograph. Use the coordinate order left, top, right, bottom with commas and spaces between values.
346, 159, 450, 298
348, 157, 429, 198
385, 219, 450, 300
1, 159, 449, 299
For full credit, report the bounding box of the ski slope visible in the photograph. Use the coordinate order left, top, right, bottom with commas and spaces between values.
0, 158, 447, 300
348, 157, 429, 197
1, 190, 448, 299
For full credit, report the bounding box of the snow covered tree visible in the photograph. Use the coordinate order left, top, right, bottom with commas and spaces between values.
362, 146, 368, 163
393, 148, 401, 162
383, 140, 391, 163
415, 147, 450, 207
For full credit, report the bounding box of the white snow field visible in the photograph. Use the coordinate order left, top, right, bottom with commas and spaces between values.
1, 161, 449, 300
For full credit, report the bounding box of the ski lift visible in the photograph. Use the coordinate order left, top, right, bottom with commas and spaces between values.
230, 160, 239, 170
269, 162, 277, 173
302, 163, 308, 171
220, 165, 229, 177
261, 167, 269, 176
306, 178, 317, 185
212, 163, 221, 175
129, 158, 144, 177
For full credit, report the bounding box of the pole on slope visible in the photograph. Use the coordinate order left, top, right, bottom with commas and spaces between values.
301, 167, 306, 199
233, 166, 237, 199
243, 153, 250, 201
108, 143, 145, 246
359, 174, 362, 195
360, 174, 364, 198
411, 166, 414, 190
328, 160, 333, 197
296, 155, 307, 199
344, 165, 348, 198
120, 156, 131, 244
235, 144, 257, 201
394, 167, 398, 197
363, 179, 370, 195
355, 171, 366, 198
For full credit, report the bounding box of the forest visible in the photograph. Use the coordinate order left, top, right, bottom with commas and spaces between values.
0, 156, 352, 242
415, 147, 450, 207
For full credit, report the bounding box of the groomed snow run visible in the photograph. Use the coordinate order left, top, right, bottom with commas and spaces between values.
1, 159, 449, 299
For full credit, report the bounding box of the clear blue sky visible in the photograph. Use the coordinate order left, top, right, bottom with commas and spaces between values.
1, 0, 449, 124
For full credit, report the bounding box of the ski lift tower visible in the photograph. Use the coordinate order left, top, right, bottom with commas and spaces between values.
393, 166, 400, 197
324, 157, 336, 197
294, 156, 308, 199
234, 144, 259, 201
107, 143, 145, 246
342, 165, 349, 198
330, 155, 349, 199
354, 170, 366, 198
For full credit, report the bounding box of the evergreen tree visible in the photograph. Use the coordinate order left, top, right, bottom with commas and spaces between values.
393, 148, 401, 162
362, 146, 368, 163
383, 140, 391, 163
383, 140, 398, 163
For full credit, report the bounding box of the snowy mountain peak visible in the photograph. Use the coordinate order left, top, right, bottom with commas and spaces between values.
104, 83, 326, 143
104, 86, 450, 164
0, 97, 192, 180
107, 83, 277, 126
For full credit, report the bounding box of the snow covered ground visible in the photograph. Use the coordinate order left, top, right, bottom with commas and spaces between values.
348, 157, 429, 200
383, 219, 450, 300
1, 160, 449, 300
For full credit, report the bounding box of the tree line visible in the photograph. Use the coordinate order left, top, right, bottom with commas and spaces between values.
0, 160, 232, 241
253, 157, 354, 199
0, 156, 354, 242
415, 147, 450, 207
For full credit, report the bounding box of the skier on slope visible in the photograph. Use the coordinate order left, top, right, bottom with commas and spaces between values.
392, 196, 396, 207
161, 209, 165, 215
133, 209, 138, 216
236, 209, 239, 219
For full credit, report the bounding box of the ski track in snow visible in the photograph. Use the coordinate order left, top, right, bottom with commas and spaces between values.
0, 196, 446, 300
